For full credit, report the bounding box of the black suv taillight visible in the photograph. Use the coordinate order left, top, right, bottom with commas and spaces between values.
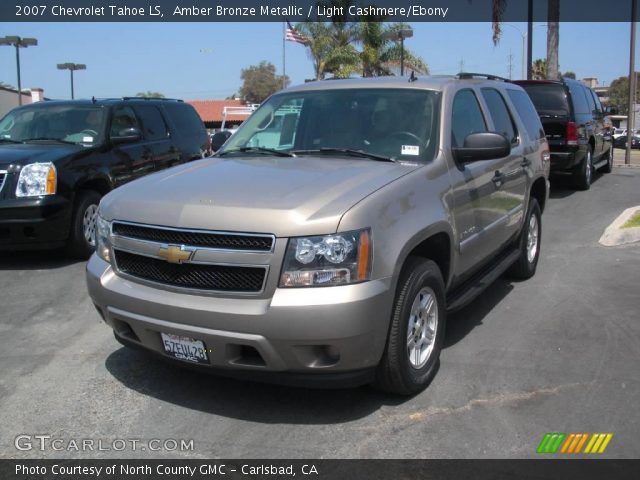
566, 122, 578, 146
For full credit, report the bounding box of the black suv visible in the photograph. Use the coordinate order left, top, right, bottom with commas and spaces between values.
514, 78, 613, 190
0, 98, 209, 257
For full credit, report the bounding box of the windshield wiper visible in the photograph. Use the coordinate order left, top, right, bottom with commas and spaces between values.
22, 137, 78, 145
217, 146, 295, 157
0, 138, 20, 144
293, 148, 396, 163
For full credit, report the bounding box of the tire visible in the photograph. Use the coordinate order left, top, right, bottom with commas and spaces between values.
506, 198, 541, 280
572, 148, 593, 190
375, 257, 446, 395
65, 190, 101, 259
600, 143, 614, 173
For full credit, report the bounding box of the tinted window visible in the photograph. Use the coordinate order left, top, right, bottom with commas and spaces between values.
583, 86, 596, 114
481, 88, 518, 144
110, 106, 140, 138
506, 89, 545, 141
567, 81, 589, 114
163, 103, 206, 137
134, 105, 168, 141
451, 90, 487, 147
589, 89, 603, 113
518, 83, 569, 116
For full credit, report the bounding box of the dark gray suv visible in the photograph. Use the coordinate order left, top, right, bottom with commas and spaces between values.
87, 74, 550, 395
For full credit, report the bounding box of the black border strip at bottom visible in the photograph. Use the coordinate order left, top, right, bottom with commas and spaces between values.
2, 459, 639, 480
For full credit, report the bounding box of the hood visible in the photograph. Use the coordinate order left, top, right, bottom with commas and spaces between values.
0, 144, 82, 168
101, 156, 422, 237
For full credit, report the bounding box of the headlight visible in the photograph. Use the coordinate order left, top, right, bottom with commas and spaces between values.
95, 214, 112, 263
280, 229, 371, 287
16, 163, 56, 197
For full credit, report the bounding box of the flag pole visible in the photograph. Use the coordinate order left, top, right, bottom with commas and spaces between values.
282, 19, 286, 89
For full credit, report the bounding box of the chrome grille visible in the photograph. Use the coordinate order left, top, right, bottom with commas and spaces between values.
0, 171, 6, 193
112, 222, 273, 252
114, 250, 267, 293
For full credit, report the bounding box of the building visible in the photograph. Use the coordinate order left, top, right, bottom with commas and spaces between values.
0, 86, 45, 117
581, 77, 610, 104
187, 99, 255, 132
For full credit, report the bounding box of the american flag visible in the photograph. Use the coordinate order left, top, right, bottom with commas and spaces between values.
285, 20, 309, 45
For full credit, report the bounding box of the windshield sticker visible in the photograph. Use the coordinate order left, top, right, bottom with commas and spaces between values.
401, 145, 420, 156
82, 136, 94, 142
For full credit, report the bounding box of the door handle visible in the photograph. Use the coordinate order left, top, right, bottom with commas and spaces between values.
521, 158, 531, 168
492, 171, 505, 187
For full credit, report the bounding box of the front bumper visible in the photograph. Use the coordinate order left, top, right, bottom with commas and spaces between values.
86, 255, 394, 386
0, 196, 72, 250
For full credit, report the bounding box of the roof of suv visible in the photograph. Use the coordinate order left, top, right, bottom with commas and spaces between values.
13, 97, 185, 109
285, 74, 517, 93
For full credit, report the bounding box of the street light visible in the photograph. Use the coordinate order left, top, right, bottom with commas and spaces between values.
0, 36, 38, 105
383, 28, 413, 76
502, 24, 547, 80
57, 63, 86, 99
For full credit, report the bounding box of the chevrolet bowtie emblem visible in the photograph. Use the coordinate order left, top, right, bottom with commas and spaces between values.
158, 245, 194, 264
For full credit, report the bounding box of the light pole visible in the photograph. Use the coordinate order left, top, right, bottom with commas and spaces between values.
57, 63, 86, 99
502, 24, 526, 80
0, 36, 38, 105
383, 28, 413, 76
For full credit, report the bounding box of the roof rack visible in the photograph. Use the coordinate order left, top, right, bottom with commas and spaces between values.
121, 97, 183, 102
456, 72, 511, 82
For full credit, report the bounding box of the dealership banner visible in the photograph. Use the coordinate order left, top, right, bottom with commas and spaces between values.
0, 0, 639, 23
2, 460, 640, 480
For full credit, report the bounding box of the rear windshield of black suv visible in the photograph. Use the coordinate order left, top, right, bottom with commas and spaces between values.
518, 83, 569, 117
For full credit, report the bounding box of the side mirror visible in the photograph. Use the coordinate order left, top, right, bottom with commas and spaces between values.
211, 131, 232, 152
605, 106, 618, 115
111, 127, 142, 144
453, 132, 510, 163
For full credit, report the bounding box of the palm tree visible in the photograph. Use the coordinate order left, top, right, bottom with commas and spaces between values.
360, 22, 428, 77
492, 0, 560, 81
136, 91, 165, 98
532, 58, 547, 80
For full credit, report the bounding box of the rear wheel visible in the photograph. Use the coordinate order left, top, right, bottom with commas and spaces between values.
572, 148, 593, 190
600, 143, 614, 173
66, 190, 101, 259
375, 257, 446, 395
507, 198, 541, 280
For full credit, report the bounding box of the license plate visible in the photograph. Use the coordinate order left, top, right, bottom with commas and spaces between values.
160, 333, 209, 364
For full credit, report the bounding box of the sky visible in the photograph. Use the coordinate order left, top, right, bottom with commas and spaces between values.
1, 21, 638, 101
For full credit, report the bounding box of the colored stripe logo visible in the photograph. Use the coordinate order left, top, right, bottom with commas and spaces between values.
537, 433, 613, 454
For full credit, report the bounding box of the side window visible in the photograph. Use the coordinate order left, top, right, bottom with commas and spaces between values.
583, 86, 596, 115
567, 81, 589, 115
451, 89, 487, 147
110, 106, 140, 138
481, 88, 518, 144
589, 89, 603, 114
506, 89, 545, 141
134, 105, 169, 141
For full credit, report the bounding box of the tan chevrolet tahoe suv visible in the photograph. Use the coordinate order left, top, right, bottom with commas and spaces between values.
86, 74, 550, 395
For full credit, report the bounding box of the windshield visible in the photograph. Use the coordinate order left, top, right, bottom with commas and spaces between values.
519, 83, 569, 117
0, 104, 106, 145
220, 88, 441, 162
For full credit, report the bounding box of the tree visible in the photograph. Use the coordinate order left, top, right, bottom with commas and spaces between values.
239, 61, 289, 104
136, 91, 164, 98
361, 22, 428, 77
0, 81, 16, 90
532, 58, 547, 80
561, 71, 576, 79
608, 74, 640, 115
492, 0, 560, 81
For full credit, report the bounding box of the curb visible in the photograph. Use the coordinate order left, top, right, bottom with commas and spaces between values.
599, 207, 640, 247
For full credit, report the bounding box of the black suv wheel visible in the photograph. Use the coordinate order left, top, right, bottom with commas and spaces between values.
573, 148, 593, 190
66, 190, 101, 259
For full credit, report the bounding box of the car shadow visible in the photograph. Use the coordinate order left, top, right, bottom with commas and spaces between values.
0, 249, 80, 270
105, 346, 407, 425
444, 278, 514, 349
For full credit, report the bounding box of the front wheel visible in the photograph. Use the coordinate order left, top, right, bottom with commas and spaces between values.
66, 190, 101, 259
506, 198, 541, 280
375, 257, 446, 395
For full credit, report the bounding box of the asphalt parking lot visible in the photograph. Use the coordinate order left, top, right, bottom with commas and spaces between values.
0, 168, 638, 460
